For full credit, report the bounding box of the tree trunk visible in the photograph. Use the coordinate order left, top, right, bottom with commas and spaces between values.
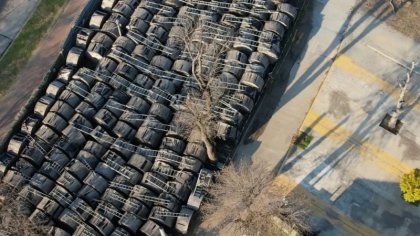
198, 122, 217, 162
388, 62, 416, 129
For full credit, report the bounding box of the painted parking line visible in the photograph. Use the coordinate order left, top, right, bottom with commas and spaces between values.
301, 110, 413, 176
273, 175, 380, 236
334, 55, 420, 112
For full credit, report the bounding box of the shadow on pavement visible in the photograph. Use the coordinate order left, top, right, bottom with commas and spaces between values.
0, 1, 7, 13
242, 0, 321, 144
279, 76, 397, 171
241, 0, 410, 156
276, 85, 420, 233
277, 113, 348, 174
286, 178, 420, 235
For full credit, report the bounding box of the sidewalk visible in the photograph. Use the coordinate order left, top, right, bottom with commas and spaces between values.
0, 0, 86, 141
235, 0, 355, 170
0, 0, 40, 58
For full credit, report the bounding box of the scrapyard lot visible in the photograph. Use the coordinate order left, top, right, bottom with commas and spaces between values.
0, 0, 301, 235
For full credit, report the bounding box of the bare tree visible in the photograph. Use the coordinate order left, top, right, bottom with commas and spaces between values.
201, 162, 311, 235
0, 183, 49, 236
388, 61, 417, 129
171, 15, 237, 162
170, 111, 195, 139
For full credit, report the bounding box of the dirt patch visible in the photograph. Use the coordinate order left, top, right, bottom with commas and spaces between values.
328, 90, 351, 119
363, 0, 420, 41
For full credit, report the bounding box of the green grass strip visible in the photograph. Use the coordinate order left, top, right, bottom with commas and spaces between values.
0, 0, 67, 96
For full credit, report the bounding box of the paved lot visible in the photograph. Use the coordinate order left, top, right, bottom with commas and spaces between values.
0, 0, 40, 58
236, 0, 420, 235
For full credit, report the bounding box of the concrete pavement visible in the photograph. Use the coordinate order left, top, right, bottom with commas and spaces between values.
235, 0, 420, 235
235, 0, 355, 169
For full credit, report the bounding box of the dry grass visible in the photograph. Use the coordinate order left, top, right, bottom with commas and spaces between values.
363, 0, 420, 41
201, 162, 311, 236
0, 183, 49, 236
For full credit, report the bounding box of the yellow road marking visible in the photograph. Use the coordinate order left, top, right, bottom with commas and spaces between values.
272, 175, 380, 236
301, 110, 413, 176
334, 55, 419, 112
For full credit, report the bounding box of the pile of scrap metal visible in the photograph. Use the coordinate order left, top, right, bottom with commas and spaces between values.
0, 0, 298, 235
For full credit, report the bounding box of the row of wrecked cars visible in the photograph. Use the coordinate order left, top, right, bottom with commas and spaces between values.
0, 0, 298, 235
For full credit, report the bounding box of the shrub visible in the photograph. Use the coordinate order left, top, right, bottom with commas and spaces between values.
294, 132, 313, 149
400, 169, 420, 204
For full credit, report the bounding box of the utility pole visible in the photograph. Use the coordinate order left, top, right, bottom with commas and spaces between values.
387, 62, 416, 129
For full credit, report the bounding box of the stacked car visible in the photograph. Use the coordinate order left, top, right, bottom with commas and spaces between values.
0, 0, 298, 235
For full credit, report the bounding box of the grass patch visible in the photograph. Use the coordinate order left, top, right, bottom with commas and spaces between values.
0, 0, 67, 96
293, 132, 313, 149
